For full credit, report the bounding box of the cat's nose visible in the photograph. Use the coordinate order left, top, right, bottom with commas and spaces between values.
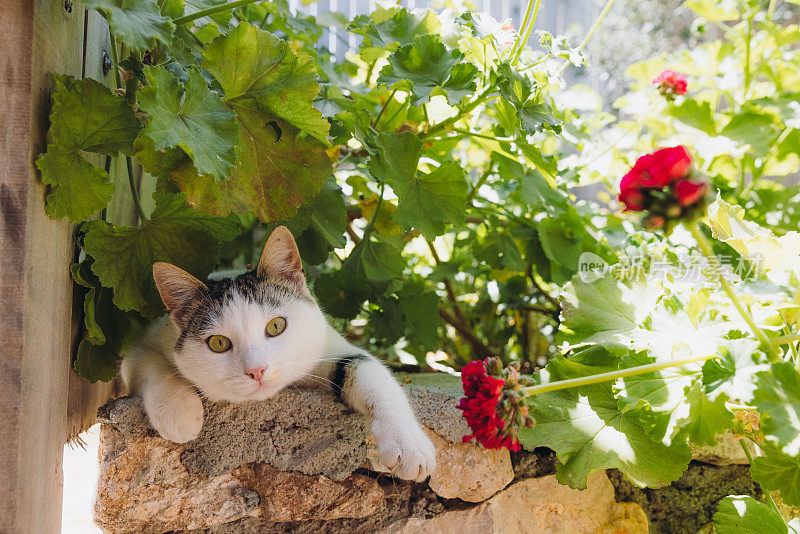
244, 366, 267, 384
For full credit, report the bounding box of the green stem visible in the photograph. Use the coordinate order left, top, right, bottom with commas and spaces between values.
511, 0, 542, 65
770, 333, 800, 346
109, 32, 122, 90
768, 0, 778, 18
362, 182, 385, 239
126, 157, 148, 222
423, 88, 496, 138
521, 352, 719, 396
381, 99, 408, 129
739, 439, 783, 517
556, 0, 617, 75
466, 163, 494, 203
743, 14, 753, 96
373, 89, 397, 128
173, 0, 261, 24
690, 226, 780, 362
452, 127, 513, 143
519, 53, 553, 72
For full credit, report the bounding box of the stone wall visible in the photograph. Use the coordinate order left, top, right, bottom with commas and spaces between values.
93, 380, 763, 533
93, 383, 648, 533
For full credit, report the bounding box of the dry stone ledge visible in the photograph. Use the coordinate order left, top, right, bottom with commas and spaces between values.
94, 380, 648, 533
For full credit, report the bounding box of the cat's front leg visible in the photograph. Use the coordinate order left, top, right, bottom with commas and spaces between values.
141, 378, 204, 443
121, 341, 204, 444
333, 355, 437, 482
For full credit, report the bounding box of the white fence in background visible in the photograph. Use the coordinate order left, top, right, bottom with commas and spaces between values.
288, 0, 599, 61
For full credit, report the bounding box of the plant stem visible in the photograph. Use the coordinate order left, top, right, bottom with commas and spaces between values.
109, 32, 122, 90
466, 163, 494, 203
439, 307, 494, 360
521, 352, 719, 396
126, 157, 148, 222
768, 0, 778, 19
424, 88, 496, 138
690, 226, 780, 362
770, 333, 800, 346
739, 439, 783, 517
362, 182, 385, 239
743, 14, 753, 96
511, 0, 542, 65
452, 127, 513, 143
556, 0, 617, 75
373, 89, 397, 128
173, 0, 262, 24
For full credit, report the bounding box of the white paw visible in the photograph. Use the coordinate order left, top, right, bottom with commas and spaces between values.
372, 419, 437, 482
143, 385, 204, 443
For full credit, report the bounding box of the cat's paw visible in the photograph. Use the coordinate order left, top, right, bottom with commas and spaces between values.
143, 385, 204, 443
372, 419, 437, 482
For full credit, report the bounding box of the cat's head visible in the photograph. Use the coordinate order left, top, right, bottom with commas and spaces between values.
152, 226, 328, 402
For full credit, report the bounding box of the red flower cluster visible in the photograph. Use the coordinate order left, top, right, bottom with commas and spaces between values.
652, 69, 688, 99
457, 361, 522, 451
619, 146, 709, 230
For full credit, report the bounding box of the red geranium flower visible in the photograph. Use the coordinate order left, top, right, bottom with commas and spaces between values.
457, 361, 522, 452
617, 145, 709, 231
675, 180, 708, 206
652, 69, 688, 98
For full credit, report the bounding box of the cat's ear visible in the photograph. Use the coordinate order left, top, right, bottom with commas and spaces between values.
256, 226, 309, 296
153, 262, 207, 325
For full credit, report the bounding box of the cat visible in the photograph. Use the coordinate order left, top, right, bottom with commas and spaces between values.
120, 226, 436, 481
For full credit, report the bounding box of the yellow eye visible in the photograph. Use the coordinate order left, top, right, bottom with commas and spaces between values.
206, 335, 232, 353
265, 316, 287, 337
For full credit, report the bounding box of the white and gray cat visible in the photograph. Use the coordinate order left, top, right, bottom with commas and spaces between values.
121, 226, 436, 481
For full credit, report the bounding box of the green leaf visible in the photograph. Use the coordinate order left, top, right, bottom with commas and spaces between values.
560, 273, 658, 351
314, 268, 373, 319
496, 63, 561, 135
754, 362, 800, 457
293, 179, 347, 264
36, 75, 141, 221
494, 153, 568, 211
684, 0, 740, 21
202, 24, 330, 142
138, 66, 238, 182
368, 132, 467, 239
397, 280, 441, 350
84, 0, 174, 50
614, 350, 701, 444
713, 495, 789, 534
348, 7, 440, 51
668, 100, 717, 135
518, 346, 692, 489
166, 26, 332, 221
37, 147, 117, 222
679, 381, 733, 447
705, 198, 800, 277
83, 192, 241, 317
750, 445, 800, 507
378, 34, 478, 106
71, 258, 144, 382
169, 112, 332, 222
357, 238, 405, 283
721, 111, 779, 155
703, 339, 770, 403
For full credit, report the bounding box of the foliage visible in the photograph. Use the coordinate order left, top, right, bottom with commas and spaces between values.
37, 0, 800, 524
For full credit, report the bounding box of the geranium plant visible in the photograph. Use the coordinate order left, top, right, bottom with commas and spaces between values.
36, 0, 800, 529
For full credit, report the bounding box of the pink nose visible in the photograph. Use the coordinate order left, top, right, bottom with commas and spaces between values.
245, 366, 267, 384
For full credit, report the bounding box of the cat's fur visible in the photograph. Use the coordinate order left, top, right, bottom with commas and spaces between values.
121, 226, 436, 481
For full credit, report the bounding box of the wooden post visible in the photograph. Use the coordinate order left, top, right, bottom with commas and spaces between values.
0, 1, 143, 531
1, 0, 80, 531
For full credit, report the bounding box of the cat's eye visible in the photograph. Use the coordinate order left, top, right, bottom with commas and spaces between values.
265, 316, 287, 337
206, 335, 232, 353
